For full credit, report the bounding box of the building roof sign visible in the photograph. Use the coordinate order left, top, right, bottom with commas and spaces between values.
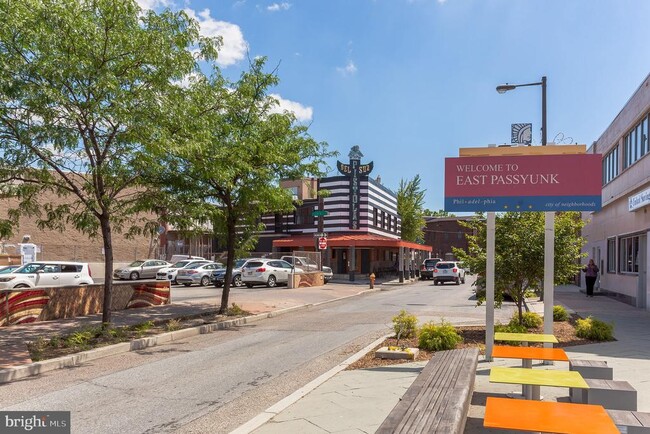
629, 187, 650, 212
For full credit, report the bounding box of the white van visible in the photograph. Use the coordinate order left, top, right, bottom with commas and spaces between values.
0, 261, 94, 289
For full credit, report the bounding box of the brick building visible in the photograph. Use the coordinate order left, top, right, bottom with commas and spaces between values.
423, 216, 476, 260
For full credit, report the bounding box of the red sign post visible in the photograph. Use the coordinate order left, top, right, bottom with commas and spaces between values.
318, 237, 327, 250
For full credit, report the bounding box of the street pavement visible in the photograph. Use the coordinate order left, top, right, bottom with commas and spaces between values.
236, 284, 650, 434
4, 279, 648, 433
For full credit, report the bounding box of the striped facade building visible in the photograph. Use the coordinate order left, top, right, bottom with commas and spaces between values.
260, 147, 431, 279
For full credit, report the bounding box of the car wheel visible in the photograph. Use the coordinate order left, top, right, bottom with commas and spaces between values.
200, 276, 210, 286
245, 283, 253, 288
233, 275, 243, 287
434, 280, 438, 286
129, 271, 139, 280
455, 277, 460, 285
214, 282, 223, 288
266, 275, 277, 288
461, 275, 466, 284
183, 283, 192, 287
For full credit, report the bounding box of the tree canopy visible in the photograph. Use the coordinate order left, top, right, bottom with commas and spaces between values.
454, 212, 585, 324
147, 57, 335, 313
0, 0, 216, 323
397, 175, 426, 243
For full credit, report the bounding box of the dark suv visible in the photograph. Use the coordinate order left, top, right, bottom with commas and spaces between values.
420, 258, 442, 280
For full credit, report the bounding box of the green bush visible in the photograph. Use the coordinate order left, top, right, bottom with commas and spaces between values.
509, 311, 542, 329
418, 320, 463, 351
553, 305, 569, 322
392, 310, 418, 339
575, 316, 614, 341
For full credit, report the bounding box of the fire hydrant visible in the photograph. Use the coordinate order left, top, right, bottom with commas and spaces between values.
369, 272, 376, 289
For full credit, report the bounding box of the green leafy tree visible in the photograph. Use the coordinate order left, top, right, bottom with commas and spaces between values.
0, 0, 215, 324
423, 209, 455, 217
454, 212, 585, 324
148, 57, 335, 314
397, 175, 426, 242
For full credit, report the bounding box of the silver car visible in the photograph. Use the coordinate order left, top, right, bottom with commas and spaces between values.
113, 260, 171, 280
156, 259, 210, 284
176, 262, 224, 287
242, 259, 303, 288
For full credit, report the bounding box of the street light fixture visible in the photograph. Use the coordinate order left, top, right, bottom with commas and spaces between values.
495, 76, 547, 146
495, 75, 554, 357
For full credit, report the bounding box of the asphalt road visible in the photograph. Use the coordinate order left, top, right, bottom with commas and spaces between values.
0, 279, 517, 434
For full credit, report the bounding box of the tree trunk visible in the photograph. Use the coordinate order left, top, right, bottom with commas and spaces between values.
219, 216, 237, 314
100, 215, 114, 326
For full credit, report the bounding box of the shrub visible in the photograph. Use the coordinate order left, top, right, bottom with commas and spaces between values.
418, 320, 463, 351
166, 319, 182, 332
494, 322, 527, 345
575, 316, 614, 341
553, 305, 569, 322
509, 312, 542, 329
392, 310, 418, 339
227, 303, 251, 316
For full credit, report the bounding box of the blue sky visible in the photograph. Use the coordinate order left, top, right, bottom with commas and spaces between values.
139, 0, 650, 211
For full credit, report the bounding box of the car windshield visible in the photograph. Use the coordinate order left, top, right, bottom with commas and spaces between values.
14, 263, 45, 273
0, 266, 19, 274
186, 263, 205, 269
424, 260, 439, 266
129, 261, 144, 267
173, 261, 192, 268
234, 259, 247, 268
436, 263, 455, 269
244, 261, 264, 268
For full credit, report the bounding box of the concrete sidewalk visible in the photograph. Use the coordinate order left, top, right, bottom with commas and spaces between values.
238, 284, 650, 434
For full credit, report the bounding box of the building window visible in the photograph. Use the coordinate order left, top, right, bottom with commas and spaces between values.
619, 235, 640, 273
387, 214, 392, 231
602, 146, 619, 185
294, 206, 314, 225
607, 238, 616, 273
373, 208, 378, 226
624, 113, 649, 169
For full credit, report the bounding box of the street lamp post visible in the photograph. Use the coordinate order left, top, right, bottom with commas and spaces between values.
496, 76, 554, 354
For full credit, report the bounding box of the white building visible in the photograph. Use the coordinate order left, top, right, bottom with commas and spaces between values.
583, 73, 650, 307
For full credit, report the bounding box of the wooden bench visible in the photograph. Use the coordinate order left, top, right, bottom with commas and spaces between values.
607, 409, 650, 433
376, 347, 479, 434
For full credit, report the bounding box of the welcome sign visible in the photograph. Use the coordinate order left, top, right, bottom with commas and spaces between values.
444, 153, 602, 212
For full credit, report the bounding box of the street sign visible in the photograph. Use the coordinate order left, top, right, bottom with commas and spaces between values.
312, 210, 328, 217
314, 232, 327, 238
318, 237, 327, 250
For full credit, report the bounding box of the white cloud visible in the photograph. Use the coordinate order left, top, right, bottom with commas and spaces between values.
135, 0, 170, 11
267, 2, 291, 12
184, 8, 248, 67
336, 60, 357, 76
269, 94, 313, 122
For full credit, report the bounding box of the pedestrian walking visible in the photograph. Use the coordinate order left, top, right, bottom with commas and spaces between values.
583, 259, 599, 297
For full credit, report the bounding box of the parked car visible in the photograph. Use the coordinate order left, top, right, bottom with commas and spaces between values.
156, 259, 211, 284
420, 258, 442, 280
0, 261, 94, 289
168, 254, 205, 264
433, 261, 466, 285
241, 259, 303, 288
211, 258, 255, 288
280, 256, 333, 283
113, 260, 171, 280
176, 262, 224, 287
0, 265, 20, 274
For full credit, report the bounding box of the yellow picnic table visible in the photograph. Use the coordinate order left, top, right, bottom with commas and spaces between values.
484, 396, 619, 433
494, 332, 559, 345
492, 343, 569, 399
490, 366, 588, 403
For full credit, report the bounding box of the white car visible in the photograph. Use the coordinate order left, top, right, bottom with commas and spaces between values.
0, 261, 94, 289
433, 261, 466, 285
242, 259, 303, 288
156, 259, 211, 284
175, 262, 224, 287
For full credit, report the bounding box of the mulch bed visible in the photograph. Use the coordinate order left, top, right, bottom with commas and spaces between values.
347, 315, 602, 370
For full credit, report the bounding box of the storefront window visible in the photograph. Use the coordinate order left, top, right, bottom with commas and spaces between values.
619, 235, 639, 273
607, 238, 616, 273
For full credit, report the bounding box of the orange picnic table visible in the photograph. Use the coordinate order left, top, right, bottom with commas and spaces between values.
492, 345, 570, 399
484, 396, 618, 433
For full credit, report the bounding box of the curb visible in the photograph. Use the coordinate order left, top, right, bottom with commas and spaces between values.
0, 287, 390, 384
229, 333, 392, 434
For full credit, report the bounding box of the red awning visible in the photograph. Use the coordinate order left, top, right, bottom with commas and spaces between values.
272, 234, 432, 252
